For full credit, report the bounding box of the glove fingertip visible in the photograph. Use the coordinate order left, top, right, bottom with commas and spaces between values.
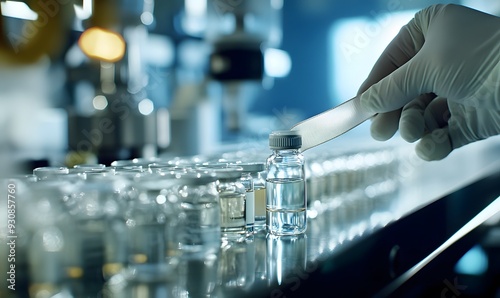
415, 129, 452, 161
401, 128, 421, 143
400, 111, 425, 143
370, 117, 398, 141
371, 127, 394, 141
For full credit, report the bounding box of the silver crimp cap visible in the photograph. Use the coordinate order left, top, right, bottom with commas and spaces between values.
269, 130, 302, 150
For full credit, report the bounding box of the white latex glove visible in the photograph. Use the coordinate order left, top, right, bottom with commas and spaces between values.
358, 4, 500, 161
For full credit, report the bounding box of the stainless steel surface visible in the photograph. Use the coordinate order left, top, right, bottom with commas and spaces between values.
375, 195, 500, 298
290, 96, 375, 152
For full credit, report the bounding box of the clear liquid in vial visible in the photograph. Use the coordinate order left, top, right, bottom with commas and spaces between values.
220, 192, 246, 240
178, 201, 221, 255
266, 178, 307, 235
254, 187, 266, 230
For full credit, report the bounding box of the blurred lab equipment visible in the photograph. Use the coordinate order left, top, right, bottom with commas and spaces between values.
0, 0, 74, 64
205, 0, 282, 132
167, 0, 285, 156
66, 0, 285, 163
0, 0, 288, 172
66, 0, 170, 166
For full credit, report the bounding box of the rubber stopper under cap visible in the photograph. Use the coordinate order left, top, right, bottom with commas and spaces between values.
269, 130, 302, 150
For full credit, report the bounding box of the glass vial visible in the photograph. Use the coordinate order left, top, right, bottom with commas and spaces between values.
266, 130, 307, 235
253, 167, 267, 232
170, 170, 221, 257
208, 166, 248, 242
124, 172, 181, 282
236, 162, 265, 236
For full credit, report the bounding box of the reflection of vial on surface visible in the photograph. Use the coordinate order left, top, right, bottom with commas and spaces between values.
219, 240, 255, 292
176, 253, 220, 298
266, 131, 307, 236
266, 234, 307, 285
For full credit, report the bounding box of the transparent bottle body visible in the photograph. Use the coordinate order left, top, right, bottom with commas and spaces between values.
64, 174, 131, 283
124, 176, 181, 281
218, 178, 247, 242
22, 180, 83, 297
266, 149, 307, 235
175, 181, 221, 256
253, 171, 267, 231
240, 172, 255, 235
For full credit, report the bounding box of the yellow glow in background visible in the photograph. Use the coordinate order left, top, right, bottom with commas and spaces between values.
78, 27, 126, 63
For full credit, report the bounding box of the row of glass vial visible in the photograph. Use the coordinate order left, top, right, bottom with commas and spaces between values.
306, 147, 399, 199
0, 149, 397, 298
208, 134, 399, 235
2, 184, 306, 298
305, 146, 401, 232
19, 139, 398, 247
5, 161, 272, 296
32, 161, 268, 237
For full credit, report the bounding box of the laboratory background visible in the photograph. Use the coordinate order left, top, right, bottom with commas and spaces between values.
1, 0, 500, 297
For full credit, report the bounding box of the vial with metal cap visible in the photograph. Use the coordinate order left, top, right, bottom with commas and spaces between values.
266, 130, 307, 235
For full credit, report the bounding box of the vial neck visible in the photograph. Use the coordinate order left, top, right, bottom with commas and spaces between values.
274, 148, 300, 154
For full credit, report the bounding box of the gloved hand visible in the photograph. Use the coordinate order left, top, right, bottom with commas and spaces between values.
358, 4, 500, 161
